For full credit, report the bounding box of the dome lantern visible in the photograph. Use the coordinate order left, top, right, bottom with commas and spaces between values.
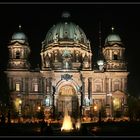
61, 11, 71, 19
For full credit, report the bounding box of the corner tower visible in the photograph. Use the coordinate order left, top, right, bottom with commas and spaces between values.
103, 27, 127, 71
7, 25, 30, 70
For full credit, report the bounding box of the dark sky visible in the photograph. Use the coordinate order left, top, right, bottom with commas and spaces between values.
0, 3, 139, 96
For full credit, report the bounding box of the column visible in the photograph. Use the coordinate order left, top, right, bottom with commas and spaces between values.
41, 53, 45, 68
88, 77, 92, 105
89, 53, 92, 69
38, 78, 40, 93
40, 78, 43, 94
81, 77, 85, 116
28, 78, 31, 93
46, 79, 49, 93
102, 79, 105, 92
122, 78, 125, 92
52, 86, 55, 119
49, 77, 52, 94
108, 78, 112, 117
43, 77, 46, 95
22, 78, 25, 92
82, 77, 85, 99
110, 79, 112, 92
110, 50, 112, 60
9, 77, 12, 91
109, 78, 111, 92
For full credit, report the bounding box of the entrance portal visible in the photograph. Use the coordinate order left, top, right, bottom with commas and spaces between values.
56, 85, 79, 119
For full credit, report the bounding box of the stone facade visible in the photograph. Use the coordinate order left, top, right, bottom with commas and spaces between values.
5, 13, 129, 120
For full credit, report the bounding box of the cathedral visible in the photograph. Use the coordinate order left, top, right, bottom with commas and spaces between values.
5, 12, 128, 120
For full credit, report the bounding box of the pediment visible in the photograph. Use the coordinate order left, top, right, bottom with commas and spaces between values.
112, 90, 126, 98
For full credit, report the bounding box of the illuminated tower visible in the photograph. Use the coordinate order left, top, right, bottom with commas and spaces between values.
103, 27, 127, 71
7, 25, 30, 70
103, 27, 128, 117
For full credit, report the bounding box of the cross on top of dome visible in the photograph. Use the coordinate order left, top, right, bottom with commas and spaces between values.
61, 11, 71, 18
111, 26, 114, 33
19, 24, 22, 30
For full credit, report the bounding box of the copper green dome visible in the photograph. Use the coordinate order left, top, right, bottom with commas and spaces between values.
11, 25, 28, 42
43, 13, 89, 46
12, 32, 27, 41
44, 22, 88, 45
105, 29, 122, 46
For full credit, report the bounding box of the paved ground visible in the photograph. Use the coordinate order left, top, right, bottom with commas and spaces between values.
0, 121, 140, 137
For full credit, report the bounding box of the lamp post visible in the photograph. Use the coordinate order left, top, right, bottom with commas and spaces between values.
94, 105, 97, 112
113, 99, 116, 119
19, 99, 22, 116
93, 104, 98, 122
97, 60, 104, 71
18, 99, 22, 123
38, 106, 41, 111
107, 93, 113, 118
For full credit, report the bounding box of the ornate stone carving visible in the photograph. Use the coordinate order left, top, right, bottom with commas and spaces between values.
61, 74, 72, 81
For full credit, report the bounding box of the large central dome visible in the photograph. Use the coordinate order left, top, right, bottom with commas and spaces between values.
43, 12, 89, 46
41, 12, 92, 71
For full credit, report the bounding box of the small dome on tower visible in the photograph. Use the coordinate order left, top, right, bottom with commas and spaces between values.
12, 32, 27, 40
105, 27, 122, 45
105, 34, 121, 43
11, 25, 27, 41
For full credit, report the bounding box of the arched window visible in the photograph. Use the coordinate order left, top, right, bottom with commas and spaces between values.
45, 98, 50, 106
33, 83, 38, 92
96, 84, 101, 92
113, 54, 118, 60
113, 98, 121, 110
15, 83, 20, 91
16, 51, 20, 59
114, 83, 119, 91
113, 80, 120, 91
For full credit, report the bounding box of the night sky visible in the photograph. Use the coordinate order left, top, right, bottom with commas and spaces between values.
0, 3, 139, 96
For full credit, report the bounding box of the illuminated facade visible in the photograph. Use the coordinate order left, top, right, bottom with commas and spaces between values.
5, 12, 128, 119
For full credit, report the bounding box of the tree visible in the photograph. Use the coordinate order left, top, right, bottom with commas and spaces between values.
114, 110, 122, 118
100, 106, 107, 118
127, 95, 140, 121
36, 107, 45, 121
0, 71, 10, 119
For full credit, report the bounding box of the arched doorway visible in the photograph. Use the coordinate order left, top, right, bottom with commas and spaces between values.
56, 85, 79, 119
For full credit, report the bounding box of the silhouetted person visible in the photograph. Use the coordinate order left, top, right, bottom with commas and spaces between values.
44, 123, 53, 136
81, 125, 88, 135
8, 110, 11, 124
98, 110, 101, 124
40, 120, 47, 135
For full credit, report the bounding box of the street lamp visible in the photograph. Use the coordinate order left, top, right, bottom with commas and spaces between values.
19, 100, 22, 105
94, 105, 97, 111
97, 59, 104, 71
107, 93, 113, 118
113, 99, 116, 104
18, 99, 22, 116
18, 99, 22, 123
93, 104, 98, 119
38, 106, 41, 111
